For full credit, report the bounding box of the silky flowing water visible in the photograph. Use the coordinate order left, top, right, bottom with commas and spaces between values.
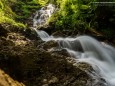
32, 4, 115, 86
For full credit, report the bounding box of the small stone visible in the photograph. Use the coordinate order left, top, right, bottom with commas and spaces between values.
48, 76, 58, 84
43, 79, 48, 84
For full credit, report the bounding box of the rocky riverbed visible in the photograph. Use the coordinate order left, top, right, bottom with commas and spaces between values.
0, 24, 108, 86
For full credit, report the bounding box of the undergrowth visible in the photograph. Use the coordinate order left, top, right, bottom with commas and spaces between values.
48, 0, 115, 37
0, 0, 26, 29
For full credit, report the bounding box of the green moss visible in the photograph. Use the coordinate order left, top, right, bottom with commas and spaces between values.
13, 0, 41, 22
0, 0, 26, 29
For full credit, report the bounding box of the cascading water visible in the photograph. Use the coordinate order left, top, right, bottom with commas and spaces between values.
33, 4, 55, 27
32, 3, 55, 41
32, 3, 115, 86
32, 27, 52, 41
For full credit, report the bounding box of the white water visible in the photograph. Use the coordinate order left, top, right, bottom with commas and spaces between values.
32, 4, 115, 86
33, 4, 55, 27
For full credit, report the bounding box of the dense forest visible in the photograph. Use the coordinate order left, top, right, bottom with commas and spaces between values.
0, 0, 115, 86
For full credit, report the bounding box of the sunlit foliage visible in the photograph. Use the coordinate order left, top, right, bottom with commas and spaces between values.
0, 0, 26, 28
49, 0, 94, 30
49, 0, 115, 37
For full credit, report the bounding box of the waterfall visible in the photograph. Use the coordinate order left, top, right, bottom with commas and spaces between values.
32, 3, 115, 86
35, 31, 115, 86
33, 4, 55, 27
32, 27, 52, 41
32, 3, 55, 41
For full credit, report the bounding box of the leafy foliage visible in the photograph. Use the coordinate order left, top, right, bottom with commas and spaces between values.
49, 0, 115, 37
49, 0, 95, 30
0, 0, 26, 28
13, 0, 41, 22
0, 0, 115, 37
0, 0, 48, 28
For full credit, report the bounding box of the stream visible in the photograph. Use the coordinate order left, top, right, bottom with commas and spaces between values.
32, 4, 115, 86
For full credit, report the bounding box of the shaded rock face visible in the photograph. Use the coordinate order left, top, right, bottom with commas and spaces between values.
0, 24, 8, 36
0, 32, 40, 81
38, 25, 55, 35
0, 69, 25, 86
37, 40, 58, 50
52, 30, 79, 37
0, 27, 108, 86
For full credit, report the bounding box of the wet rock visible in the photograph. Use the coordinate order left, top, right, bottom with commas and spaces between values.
52, 31, 67, 37
58, 39, 83, 52
73, 62, 108, 86
75, 62, 94, 72
43, 40, 58, 49
38, 25, 55, 35
52, 30, 79, 37
23, 28, 40, 40
49, 48, 71, 57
